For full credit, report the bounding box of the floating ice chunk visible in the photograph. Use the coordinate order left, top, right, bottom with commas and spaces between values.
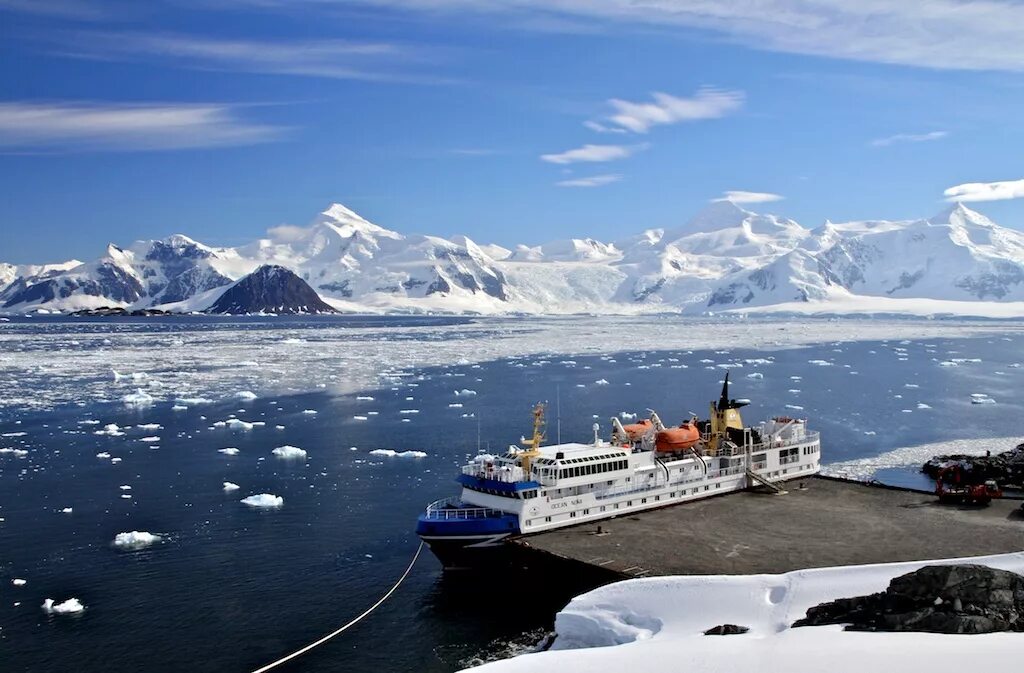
619, 412, 637, 420
111, 457, 122, 463
399, 409, 420, 415
917, 403, 932, 410
272, 445, 308, 460
594, 379, 610, 386
356, 396, 375, 401
938, 361, 958, 367
12, 578, 26, 586
2, 431, 27, 437
904, 384, 919, 389
448, 403, 463, 408
60, 507, 73, 514
241, 493, 283, 508
225, 419, 253, 431
120, 494, 131, 499
235, 391, 258, 401
119, 485, 131, 491
970, 394, 996, 405
784, 404, 804, 411
94, 423, 125, 437
455, 389, 477, 397
176, 397, 213, 405
42, 598, 84, 614
746, 373, 763, 380
122, 389, 154, 407
807, 360, 832, 366
952, 358, 982, 363
353, 415, 368, 421
223, 482, 240, 491
172, 404, 188, 411
301, 409, 318, 415
137, 423, 163, 431
138, 436, 160, 443
113, 531, 161, 549
218, 448, 239, 455
370, 449, 427, 458
96, 452, 112, 459
0, 448, 28, 457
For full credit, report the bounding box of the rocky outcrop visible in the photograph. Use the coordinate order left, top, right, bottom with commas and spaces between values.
206, 265, 336, 315
794, 565, 1024, 634
703, 624, 749, 635
922, 443, 1024, 487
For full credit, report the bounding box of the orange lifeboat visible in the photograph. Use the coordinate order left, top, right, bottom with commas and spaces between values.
655, 422, 700, 453
620, 419, 653, 441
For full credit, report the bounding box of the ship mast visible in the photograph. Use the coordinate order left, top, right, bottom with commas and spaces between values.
518, 403, 546, 475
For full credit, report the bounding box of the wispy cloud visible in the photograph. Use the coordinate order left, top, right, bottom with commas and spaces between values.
57, 31, 455, 84
871, 131, 948, 147
0, 102, 287, 152
604, 88, 744, 134
583, 120, 627, 135
556, 174, 622, 188
713, 190, 784, 204
540, 143, 644, 165
0, 0, 105, 19
305, 0, 1024, 72
944, 178, 1024, 203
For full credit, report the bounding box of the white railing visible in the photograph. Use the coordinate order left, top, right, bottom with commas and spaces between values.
460, 463, 525, 484
422, 497, 503, 520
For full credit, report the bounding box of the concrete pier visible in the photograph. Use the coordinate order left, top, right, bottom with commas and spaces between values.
510, 477, 1024, 579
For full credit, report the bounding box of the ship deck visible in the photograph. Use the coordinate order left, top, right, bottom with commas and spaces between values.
509, 476, 1024, 579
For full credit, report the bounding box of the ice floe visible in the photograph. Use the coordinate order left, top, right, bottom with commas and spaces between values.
218, 448, 239, 455
42, 598, 84, 614
241, 493, 283, 508
223, 482, 240, 491
272, 445, 308, 459
122, 389, 154, 407
235, 390, 258, 401
113, 531, 162, 550
369, 449, 428, 458
822, 437, 1016, 481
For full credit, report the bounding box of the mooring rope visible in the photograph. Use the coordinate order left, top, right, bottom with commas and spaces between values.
251, 541, 425, 673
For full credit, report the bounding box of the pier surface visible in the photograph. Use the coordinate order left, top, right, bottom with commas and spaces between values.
512, 477, 1024, 578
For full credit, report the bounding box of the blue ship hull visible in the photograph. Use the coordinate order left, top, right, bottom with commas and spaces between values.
416, 510, 520, 569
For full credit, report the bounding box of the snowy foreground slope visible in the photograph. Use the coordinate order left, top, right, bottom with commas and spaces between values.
4, 201, 1024, 316
467, 552, 1024, 673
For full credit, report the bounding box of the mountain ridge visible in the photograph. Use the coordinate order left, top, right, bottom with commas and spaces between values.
3, 200, 1024, 317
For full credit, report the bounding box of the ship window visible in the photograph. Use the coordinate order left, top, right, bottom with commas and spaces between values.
627, 501, 632, 506
545, 516, 551, 522
570, 511, 576, 518
583, 509, 589, 515
641, 498, 647, 504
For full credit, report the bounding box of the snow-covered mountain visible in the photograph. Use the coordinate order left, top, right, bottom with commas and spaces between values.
3, 200, 1024, 316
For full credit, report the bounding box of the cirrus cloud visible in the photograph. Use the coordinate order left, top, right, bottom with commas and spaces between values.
540, 143, 645, 165
713, 190, 784, 204
871, 131, 947, 148
605, 88, 744, 134
555, 173, 622, 188
0, 101, 287, 152
943, 178, 1024, 203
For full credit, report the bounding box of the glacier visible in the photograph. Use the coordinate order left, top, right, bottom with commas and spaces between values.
4, 200, 1024, 316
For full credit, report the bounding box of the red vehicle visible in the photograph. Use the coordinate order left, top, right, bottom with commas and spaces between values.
935, 465, 1002, 505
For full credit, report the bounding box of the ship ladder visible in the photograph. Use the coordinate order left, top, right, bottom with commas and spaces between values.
745, 469, 787, 495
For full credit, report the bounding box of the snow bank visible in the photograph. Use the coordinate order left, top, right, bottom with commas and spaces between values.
370, 449, 428, 458
466, 551, 1024, 673
241, 493, 283, 508
113, 531, 162, 549
42, 598, 85, 614
272, 445, 307, 460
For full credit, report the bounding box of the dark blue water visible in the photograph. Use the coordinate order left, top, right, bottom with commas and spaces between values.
1, 319, 1023, 672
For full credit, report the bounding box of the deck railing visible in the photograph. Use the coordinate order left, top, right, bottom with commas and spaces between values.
422, 497, 503, 520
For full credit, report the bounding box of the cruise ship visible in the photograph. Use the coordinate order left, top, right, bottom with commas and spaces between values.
415, 374, 821, 568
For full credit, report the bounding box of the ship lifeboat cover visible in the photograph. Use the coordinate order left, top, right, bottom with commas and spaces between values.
621, 419, 653, 441
655, 423, 700, 452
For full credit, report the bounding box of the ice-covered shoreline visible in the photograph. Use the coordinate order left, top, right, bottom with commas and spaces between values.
466, 551, 1024, 673
0, 316, 1021, 415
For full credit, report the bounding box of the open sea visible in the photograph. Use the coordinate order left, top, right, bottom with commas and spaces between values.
1, 315, 1022, 672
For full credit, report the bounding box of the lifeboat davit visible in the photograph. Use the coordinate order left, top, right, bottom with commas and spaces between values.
620, 419, 653, 441
655, 422, 700, 453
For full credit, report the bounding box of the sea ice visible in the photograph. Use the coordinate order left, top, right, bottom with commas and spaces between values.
594, 379, 610, 385
236, 391, 258, 401
223, 482, 240, 491
746, 373, 763, 379
113, 531, 162, 549
272, 445, 308, 459
241, 493, 283, 508
301, 409, 318, 415
122, 389, 154, 407
369, 449, 428, 458
42, 598, 84, 614
12, 578, 26, 586
218, 448, 239, 455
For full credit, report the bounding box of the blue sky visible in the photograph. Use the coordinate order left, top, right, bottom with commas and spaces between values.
3, 0, 1024, 263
